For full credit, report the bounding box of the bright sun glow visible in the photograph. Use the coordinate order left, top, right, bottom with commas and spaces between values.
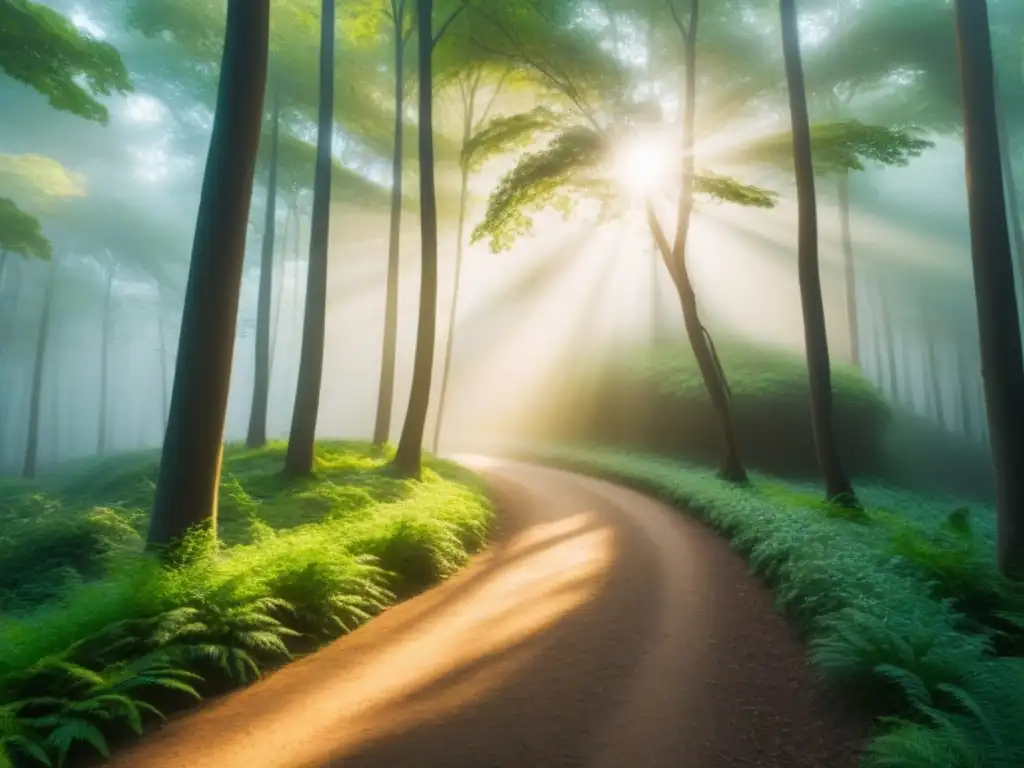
613, 136, 672, 196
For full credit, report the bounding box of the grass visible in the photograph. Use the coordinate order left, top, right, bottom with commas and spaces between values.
518, 444, 1024, 768
0, 441, 493, 767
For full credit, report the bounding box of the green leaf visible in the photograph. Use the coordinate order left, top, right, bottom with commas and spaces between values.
0, 197, 51, 260
693, 172, 778, 208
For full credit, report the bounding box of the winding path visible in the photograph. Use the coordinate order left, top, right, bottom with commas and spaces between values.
110, 459, 865, 767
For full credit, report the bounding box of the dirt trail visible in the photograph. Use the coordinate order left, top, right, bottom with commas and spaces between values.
110, 459, 865, 768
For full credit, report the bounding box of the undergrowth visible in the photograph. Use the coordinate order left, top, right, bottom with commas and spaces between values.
0, 442, 492, 767
522, 444, 1024, 768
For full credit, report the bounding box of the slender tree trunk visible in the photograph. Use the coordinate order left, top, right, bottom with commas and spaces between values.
954, 0, 1024, 577
995, 78, 1024, 318
374, 23, 406, 448
925, 333, 946, 430
247, 88, 280, 449
285, 0, 334, 476
955, 342, 973, 438
269, 201, 293, 379
781, 0, 856, 503
147, 0, 270, 549
23, 260, 57, 479
391, 0, 439, 478
878, 284, 899, 401
838, 171, 860, 368
432, 162, 470, 454
653, 0, 745, 483
97, 265, 115, 454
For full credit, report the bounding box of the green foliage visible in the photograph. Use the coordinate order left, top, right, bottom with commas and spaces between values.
715, 120, 934, 176
461, 107, 568, 171
471, 125, 612, 252
0, 442, 491, 764
0, 0, 132, 124
693, 172, 778, 207
518, 341, 892, 479
517, 446, 1024, 768
0, 197, 51, 261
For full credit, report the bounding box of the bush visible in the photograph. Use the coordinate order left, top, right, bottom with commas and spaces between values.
519, 341, 892, 479
0, 442, 492, 766
519, 444, 1024, 768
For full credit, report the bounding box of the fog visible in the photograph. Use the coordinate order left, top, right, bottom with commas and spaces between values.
2, 0, 1021, 501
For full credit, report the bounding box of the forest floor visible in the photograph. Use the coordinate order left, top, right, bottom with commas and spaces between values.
106, 459, 865, 768
0, 442, 492, 767
516, 446, 1024, 768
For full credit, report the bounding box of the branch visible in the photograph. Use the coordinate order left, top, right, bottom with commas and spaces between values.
432, 0, 471, 50
474, 67, 512, 132
664, 0, 688, 39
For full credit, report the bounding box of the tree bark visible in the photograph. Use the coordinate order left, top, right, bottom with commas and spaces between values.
651, 0, 745, 483
954, 0, 1024, 577
781, 0, 856, 504
97, 264, 114, 454
391, 0, 439, 478
432, 162, 469, 454
23, 260, 57, 479
247, 88, 280, 449
285, 0, 334, 476
147, 0, 269, 548
269, 201, 294, 381
374, 15, 406, 448
838, 171, 860, 368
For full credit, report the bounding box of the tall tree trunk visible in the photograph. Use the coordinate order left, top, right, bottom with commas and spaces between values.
269, 201, 293, 380
23, 260, 57, 479
646, 0, 746, 483
97, 265, 115, 454
838, 171, 860, 368
878, 284, 899, 401
374, 20, 406, 448
925, 333, 946, 430
781, 0, 856, 504
285, 0, 334, 476
147, 0, 269, 549
954, 0, 1024, 577
391, 0, 439, 478
247, 88, 280, 449
432, 162, 469, 454
955, 342, 974, 438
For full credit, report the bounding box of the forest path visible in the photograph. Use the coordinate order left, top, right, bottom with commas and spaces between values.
109, 459, 864, 768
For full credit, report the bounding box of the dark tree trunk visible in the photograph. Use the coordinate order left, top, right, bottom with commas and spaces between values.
285, 0, 334, 476
649, 0, 745, 483
781, 0, 856, 504
838, 171, 860, 368
374, 16, 406, 448
147, 0, 270, 549
247, 88, 280, 449
97, 265, 115, 454
269, 201, 294, 379
878, 285, 899, 401
391, 0, 439, 478
433, 162, 470, 454
23, 260, 57, 479
156, 287, 169, 436
955, 342, 974, 438
925, 333, 946, 430
954, 0, 1024, 577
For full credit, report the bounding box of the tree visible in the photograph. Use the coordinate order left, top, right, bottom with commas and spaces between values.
390, 0, 473, 478
779, 0, 856, 504
147, 0, 270, 549
362, 0, 415, 448
285, 0, 336, 477
246, 88, 280, 449
953, 0, 1024, 578
22, 259, 57, 479
433, 63, 512, 454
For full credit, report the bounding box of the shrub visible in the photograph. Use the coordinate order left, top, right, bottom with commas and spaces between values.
0, 442, 492, 765
519, 340, 892, 479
